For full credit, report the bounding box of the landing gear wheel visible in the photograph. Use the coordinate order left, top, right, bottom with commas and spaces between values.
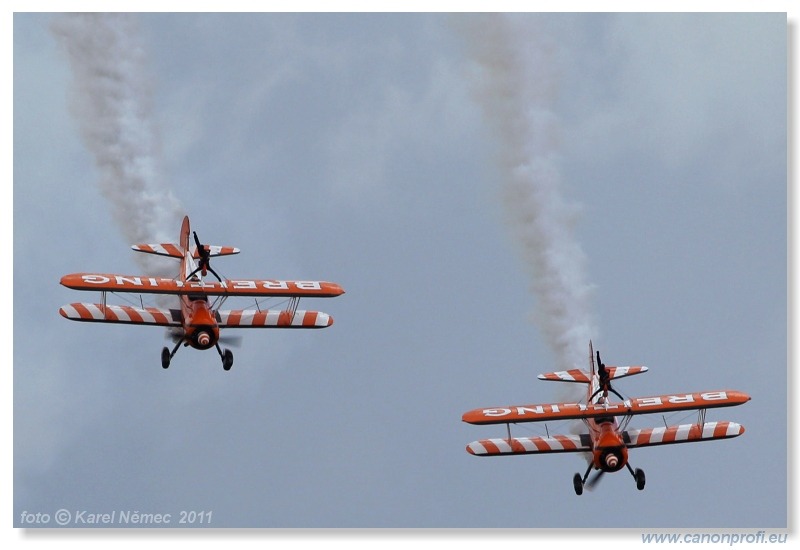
573, 473, 584, 496
223, 349, 233, 371
161, 347, 171, 369
635, 468, 646, 491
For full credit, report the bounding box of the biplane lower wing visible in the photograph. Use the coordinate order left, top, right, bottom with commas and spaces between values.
467, 434, 592, 456
60, 273, 345, 298
462, 390, 751, 425
465, 422, 744, 457
59, 303, 181, 326
623, 421, 745, 448
216, 309, 333, 328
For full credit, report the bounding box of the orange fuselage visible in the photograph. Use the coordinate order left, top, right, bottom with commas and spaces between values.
180, 295, 219, 349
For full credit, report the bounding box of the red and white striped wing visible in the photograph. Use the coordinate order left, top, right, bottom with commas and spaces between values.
59, 303, 180, 326
606, 365, 648, 379
216, 309, 333, 328
462, 390, 751, 425
537, 366, 648, 384
537, 369, 592, 383
192, 245, 240, 258
61, 273, 345, 298
467, 434, 591, 456
624, 421, 745, 448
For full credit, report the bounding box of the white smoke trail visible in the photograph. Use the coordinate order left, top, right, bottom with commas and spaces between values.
51, 13, 183, 276
460, 14, 596, 389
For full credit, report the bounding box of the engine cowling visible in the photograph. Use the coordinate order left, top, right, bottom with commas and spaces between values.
599, 448, 626, 472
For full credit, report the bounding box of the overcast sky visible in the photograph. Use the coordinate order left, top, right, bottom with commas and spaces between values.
11, 7, 790, 539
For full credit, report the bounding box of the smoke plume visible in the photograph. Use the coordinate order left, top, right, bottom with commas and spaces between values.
51, 13, 183, 275
461, 14, 596, 380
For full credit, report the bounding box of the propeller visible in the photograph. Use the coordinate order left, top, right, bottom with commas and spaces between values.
585, 470, 605, 490
165, 328, 242, 347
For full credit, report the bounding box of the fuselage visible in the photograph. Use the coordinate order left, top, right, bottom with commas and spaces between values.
178, 216, 220, 350
586, 346, 627, 472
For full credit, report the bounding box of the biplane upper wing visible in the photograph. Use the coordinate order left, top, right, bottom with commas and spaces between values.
622, 421, 745, 448
216, 309, 334, 328
466, 433, 592, 457
462, 390, 750, 425
60, 274, 345, 298
59, 303, 181, 326
538, 366, 648, 383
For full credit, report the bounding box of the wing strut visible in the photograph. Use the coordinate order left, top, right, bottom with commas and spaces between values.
288, 296, 300, 321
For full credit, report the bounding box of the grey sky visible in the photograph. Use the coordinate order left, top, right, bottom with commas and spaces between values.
12, 10, 787, 534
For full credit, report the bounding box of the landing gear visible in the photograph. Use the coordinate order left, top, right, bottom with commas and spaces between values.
161, 338, 184, 369
635, 468, 646, 491
573, 473, 584, 496
160, 341, 234, 371
626, 463, 646, 491
216, 343, 233, 371
573, 462, 594, 496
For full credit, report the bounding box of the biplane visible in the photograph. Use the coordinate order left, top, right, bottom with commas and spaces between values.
462, 342, 749, 494
59, 216, 344, 371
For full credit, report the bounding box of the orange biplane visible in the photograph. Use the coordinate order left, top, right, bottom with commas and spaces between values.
59, 216, 344, 371
462, 342, 749, 494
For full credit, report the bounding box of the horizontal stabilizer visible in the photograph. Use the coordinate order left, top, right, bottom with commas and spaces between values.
132, 243, 240, 258
624, 421, 745, 448
60, 273, 345, 298
538, 365, 648, 383
467, 434, 591, 456
59, 303, 180, 326
462, 390, 751, 425
131, 243, 185, 258
216, 309, 333, 328
537, 369, 592, 383
192, 245, 240, 258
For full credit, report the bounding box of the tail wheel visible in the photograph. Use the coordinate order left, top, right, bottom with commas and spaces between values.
573, 473, 584, 496
635, 468, 646, 491
161, 347, 170, 369
223, 349, 233, 371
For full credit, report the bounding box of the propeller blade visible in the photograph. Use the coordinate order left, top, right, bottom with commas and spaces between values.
166, 327, 185, 343
585, 470, 605, 491
218, 335, 243, 347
